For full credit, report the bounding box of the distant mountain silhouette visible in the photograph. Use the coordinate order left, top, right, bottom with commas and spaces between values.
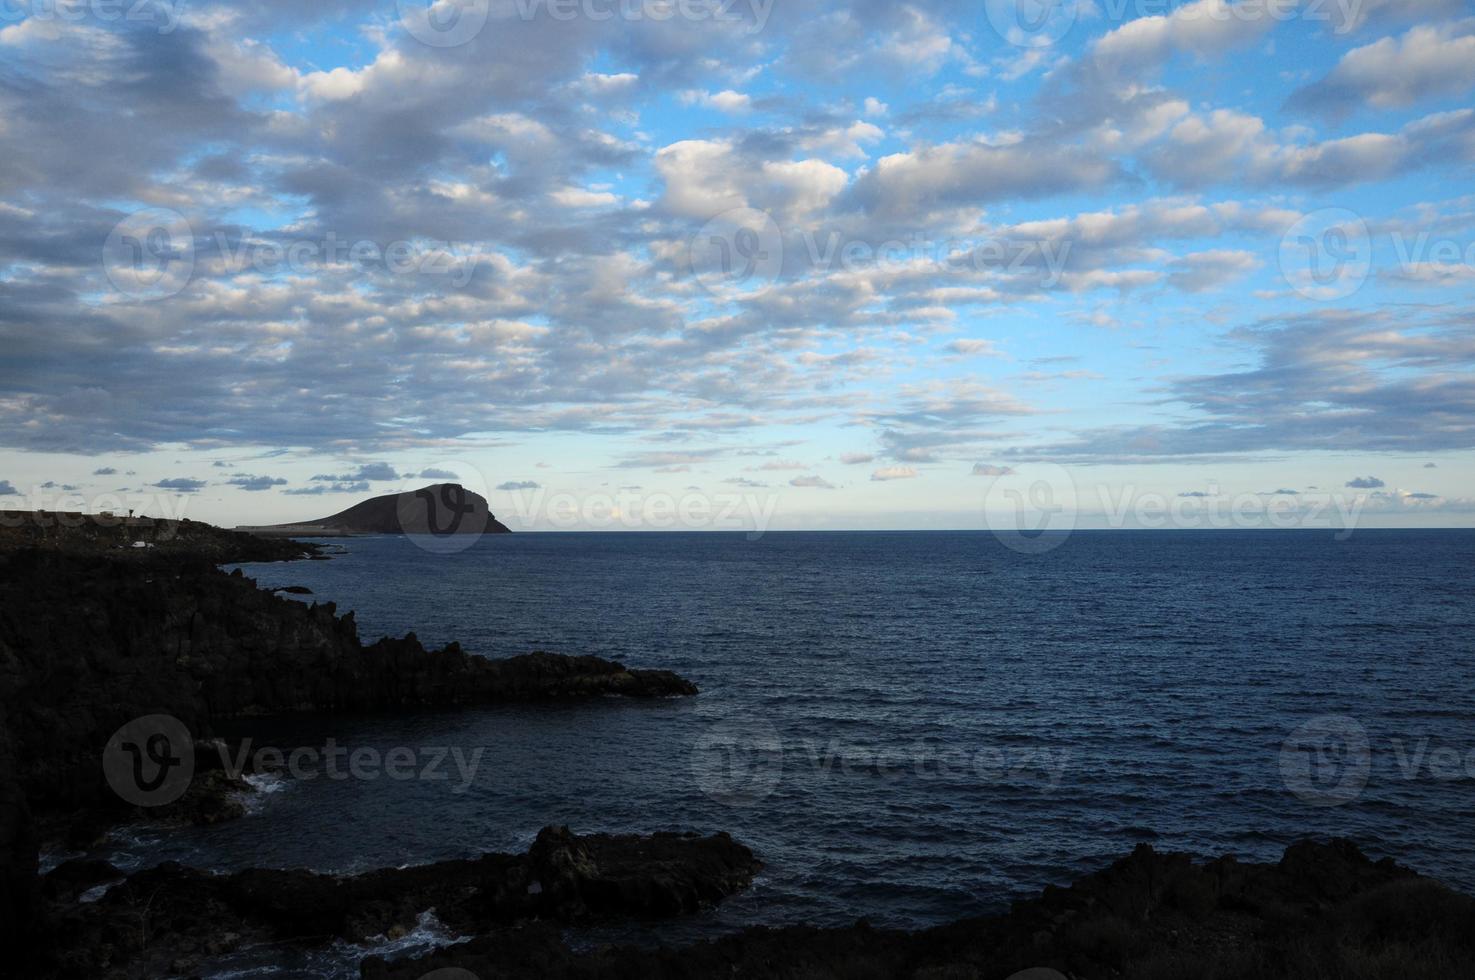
242, 484, 511, 536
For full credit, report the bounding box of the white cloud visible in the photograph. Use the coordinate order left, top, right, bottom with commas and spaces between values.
1292, 20, 1475, 113
678, 89, 753, 113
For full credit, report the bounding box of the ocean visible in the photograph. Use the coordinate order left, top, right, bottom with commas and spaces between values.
94, 529, 1475, 975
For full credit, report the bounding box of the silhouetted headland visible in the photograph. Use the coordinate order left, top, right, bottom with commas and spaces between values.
238, 482, 511, 537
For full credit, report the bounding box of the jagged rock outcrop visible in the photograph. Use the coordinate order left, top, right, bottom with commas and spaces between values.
0, 537, 697, 969
367, 839, 1475, 980
45, 826, 761, 978
0, 548, 693, 820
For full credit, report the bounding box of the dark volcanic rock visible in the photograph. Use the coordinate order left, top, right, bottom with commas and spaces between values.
0, 548, 694, 819
366, 839, 1475, 980
47, 826, 760, 979
0, 542, 696, 967
246, 482, 512, 536
0, 509, 319, 562
0, 704, 39, 955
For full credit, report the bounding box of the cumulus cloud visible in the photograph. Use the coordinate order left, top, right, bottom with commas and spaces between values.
942, 339, 1004, 357
153, 478, 206, 493
0, 480, 17, 496
311, 463, 400, 483
677, 89, 752, 113
971, 463, 1015, 476
849, 138, 1122, 219
496, 480, 541, 491
870, 466, 917, 481
790, 475, 836, 488
0, 0, 1470, 516
284, 481, 369, 495
1346, 476, 1387, 489
92, 467, 117, 475
1009, 309, 1475, 461
1290, 20, 1475, 115
227, 474, 288, 492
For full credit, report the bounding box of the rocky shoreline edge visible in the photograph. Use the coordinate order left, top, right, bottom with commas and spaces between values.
4, 514, 1475, 978
0, 515, 703, 975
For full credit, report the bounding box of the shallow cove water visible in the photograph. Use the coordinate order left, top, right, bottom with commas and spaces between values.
92, 529, 1475, 975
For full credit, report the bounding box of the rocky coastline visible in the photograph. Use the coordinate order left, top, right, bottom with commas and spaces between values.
0, 514, 699, 974
45, 826, 761, 978
5, 513, 1475, 979
368, 837, 1475, 980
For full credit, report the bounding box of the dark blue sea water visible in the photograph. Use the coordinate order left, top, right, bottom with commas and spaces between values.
93, 530, 1475, 975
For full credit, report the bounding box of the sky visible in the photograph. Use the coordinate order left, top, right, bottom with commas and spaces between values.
0, 0, 1472, 532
